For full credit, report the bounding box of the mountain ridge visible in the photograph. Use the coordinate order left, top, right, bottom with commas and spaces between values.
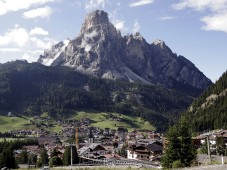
38, 10, 212, 97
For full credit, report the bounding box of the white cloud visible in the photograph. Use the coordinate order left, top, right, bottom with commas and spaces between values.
172, 0, 227, 33
109, 10, 128, 33
21, 53, 37, 63
30, 37, 55, 49
132, 20, 140, 33
84, 0, 109, 11
0, 26, 29, 47
172, 0, 227, 11
129, 0, 154, 7
113, 20, 125, 31
0, 0, 54, 15
0, 48, 22, 52
159, 16, 176, 20
70, 1, 82, 7
201, 11, 227, 33
30, 27, 49, 36
0, 25, 57, 62
23, 6, 53, 19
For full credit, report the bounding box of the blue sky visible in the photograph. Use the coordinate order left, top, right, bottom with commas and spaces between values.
0, 0, 227, 82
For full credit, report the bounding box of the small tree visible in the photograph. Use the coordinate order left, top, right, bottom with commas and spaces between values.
40, 147, 49, 166
49, 156, 63, 167
18, 149, 28, 164
200, 140, 208, 154
118, 144, 127, 158
216, 137, 226, 155
28, 153, 37, 164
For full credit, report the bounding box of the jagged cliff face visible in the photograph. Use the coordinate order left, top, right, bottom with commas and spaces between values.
38, 10, 212, 95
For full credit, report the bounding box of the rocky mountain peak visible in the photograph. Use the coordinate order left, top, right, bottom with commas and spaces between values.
38, 10, 212, 96
152, 39, 167, 48
80, 10, 117, 36
86, 10, 109, 26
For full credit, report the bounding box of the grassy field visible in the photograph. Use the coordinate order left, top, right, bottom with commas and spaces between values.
0, 110, 155, 133
73, 110, 155, 131
0, 138, 25, 142
0, 115, 34, 132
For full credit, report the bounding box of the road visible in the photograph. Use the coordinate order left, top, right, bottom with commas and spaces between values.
181, 164, 227, 170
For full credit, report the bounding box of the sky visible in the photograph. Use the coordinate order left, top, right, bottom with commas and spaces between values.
0, 0, 227, 82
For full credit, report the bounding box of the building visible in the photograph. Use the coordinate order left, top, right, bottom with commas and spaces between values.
78, 143, 106, 158
127, 142, 163, 161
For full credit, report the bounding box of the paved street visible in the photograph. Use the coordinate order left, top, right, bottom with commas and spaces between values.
182, 164, 227, 170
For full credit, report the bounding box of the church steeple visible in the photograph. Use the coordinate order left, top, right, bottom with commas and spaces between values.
88, 127, 94, 143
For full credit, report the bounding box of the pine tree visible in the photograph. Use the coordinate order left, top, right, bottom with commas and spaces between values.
62, 145, 79, 166
161, 117, 196, 168
161, 125, 181, 169
40, 147, 49, 165
0, 147, 17, 169
178, 118, 196, 167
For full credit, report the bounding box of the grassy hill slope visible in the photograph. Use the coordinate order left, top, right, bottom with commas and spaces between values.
73, 110, 155, 131
0, 115, 34, 132
0, 110, 155, 133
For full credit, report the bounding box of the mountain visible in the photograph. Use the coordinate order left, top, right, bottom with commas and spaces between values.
38, 10, 212, 97
0, 60, 194, 131
184, 70, 227, 132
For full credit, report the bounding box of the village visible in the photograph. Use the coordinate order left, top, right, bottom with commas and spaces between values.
6, 114, 227, 169
10, 115, 163, 168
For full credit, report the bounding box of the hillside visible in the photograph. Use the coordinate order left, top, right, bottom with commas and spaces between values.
0, 110, 154, 133
0, 60, 194, 131
184, 70, 227, 132
73, 110, 155, 131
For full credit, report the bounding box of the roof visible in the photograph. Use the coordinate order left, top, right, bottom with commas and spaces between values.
78, 143, 106, 155
146, 143, 163, 152
104, 154, 121, 159
128, 143, 163, 151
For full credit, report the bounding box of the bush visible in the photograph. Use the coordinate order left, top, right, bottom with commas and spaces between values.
49, 156, 63, 167
172, 160, 183, 169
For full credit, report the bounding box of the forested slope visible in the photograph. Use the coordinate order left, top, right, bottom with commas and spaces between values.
0, 60, 194, 131
184, 71, 227, 132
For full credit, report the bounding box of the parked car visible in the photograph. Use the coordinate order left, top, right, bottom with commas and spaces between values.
40, 166, 49, 170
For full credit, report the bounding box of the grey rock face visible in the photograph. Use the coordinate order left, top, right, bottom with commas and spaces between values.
38, 10, 212, 94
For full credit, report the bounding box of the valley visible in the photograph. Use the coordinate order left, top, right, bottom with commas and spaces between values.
0, 7, 225, 170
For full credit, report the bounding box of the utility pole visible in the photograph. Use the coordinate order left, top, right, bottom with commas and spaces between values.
76, 127, 79, 150
71, 143, 73, 166
207, 135, 211, 164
